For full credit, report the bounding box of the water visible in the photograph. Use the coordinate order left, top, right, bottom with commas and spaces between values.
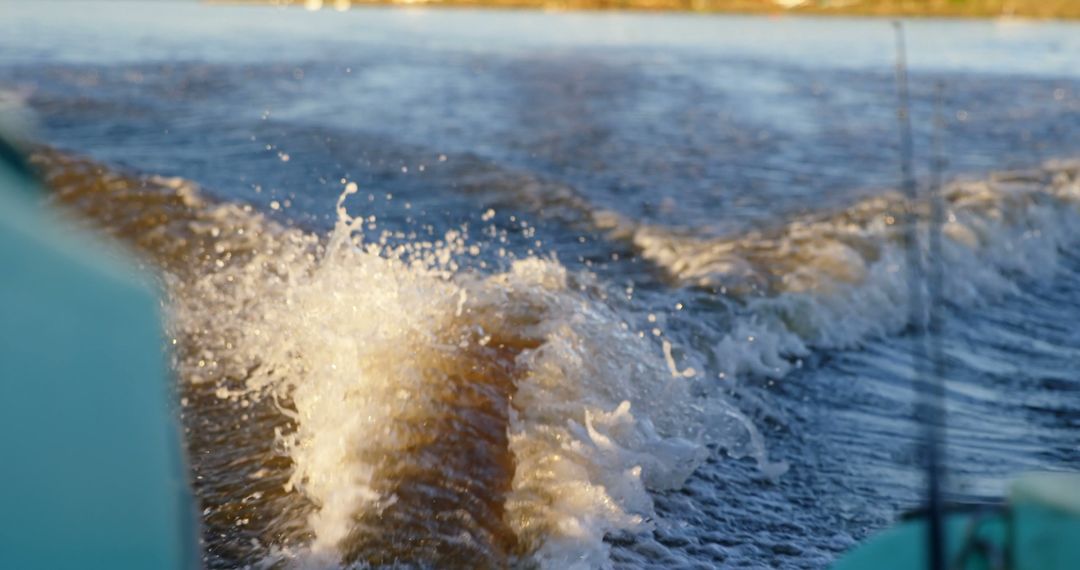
2, 2, 1079, 568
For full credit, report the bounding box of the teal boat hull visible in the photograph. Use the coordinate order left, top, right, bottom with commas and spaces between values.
0, 139, 199, 570
833, 473, 1080, 570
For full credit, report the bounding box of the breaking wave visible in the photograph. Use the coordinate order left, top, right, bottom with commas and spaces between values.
31, 149, 1080, 568
33, 150, 777, 569
619, 161, 1080, 381
497, 159, 1080, 381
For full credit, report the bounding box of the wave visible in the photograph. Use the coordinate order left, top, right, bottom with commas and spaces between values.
32, 148, 1080, 568
632, 161, 1080, 382
32, 149, 778, 569
492, 158, 1080, 381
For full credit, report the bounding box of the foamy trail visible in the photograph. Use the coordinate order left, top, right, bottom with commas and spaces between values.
196, 190, 771, 569
582, 161, 1080, 383
464, 157, 1080, 386
33, 149, 774, 569
33, 148, 1080, 568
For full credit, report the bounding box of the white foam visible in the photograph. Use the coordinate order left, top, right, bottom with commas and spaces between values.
169, 188, 779, 568
622, 163, 1080, 382
41, 147, 1079, 568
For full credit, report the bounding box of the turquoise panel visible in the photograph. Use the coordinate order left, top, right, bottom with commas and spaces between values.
0, 154, 198, 569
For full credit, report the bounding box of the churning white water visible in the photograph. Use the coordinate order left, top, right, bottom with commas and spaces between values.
163, 180, 782, 568
34, 147, 1080, 568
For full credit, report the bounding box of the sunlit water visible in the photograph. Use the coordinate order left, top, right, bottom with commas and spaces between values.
2, 2, 1079, 568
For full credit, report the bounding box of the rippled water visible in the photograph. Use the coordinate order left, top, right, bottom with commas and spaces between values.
3, 2, 1079, 568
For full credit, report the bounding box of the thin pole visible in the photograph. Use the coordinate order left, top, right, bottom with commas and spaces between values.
926, 79, 949, 570
892, 21, 946, 570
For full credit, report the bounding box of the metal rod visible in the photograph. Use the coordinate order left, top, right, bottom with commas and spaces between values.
926, 78, 949, 570
892, 21, 946, 570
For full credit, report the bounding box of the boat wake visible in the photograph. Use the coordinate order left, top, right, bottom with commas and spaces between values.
468, 156, 1080, 384
591, 161, 1080, 380
33, 149, 777, 569
31, 149, 1080, 568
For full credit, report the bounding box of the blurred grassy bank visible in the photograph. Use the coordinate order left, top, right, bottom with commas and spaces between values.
219, 0, 1080, 19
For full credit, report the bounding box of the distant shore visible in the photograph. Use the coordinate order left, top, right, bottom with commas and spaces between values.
210, 0, 1080, 20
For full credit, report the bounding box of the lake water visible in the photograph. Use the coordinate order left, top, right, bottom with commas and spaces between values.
2, 1, 1079, 568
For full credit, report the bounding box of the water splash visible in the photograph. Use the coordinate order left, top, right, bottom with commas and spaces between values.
34, 148, 1080, 568
34, 149, 777, 568
592, 161, 1080, 381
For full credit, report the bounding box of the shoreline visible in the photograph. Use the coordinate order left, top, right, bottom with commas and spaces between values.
204, 0, 1080, 21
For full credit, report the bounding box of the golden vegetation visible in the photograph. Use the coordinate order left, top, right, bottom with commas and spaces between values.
223, 0, 1080, 19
